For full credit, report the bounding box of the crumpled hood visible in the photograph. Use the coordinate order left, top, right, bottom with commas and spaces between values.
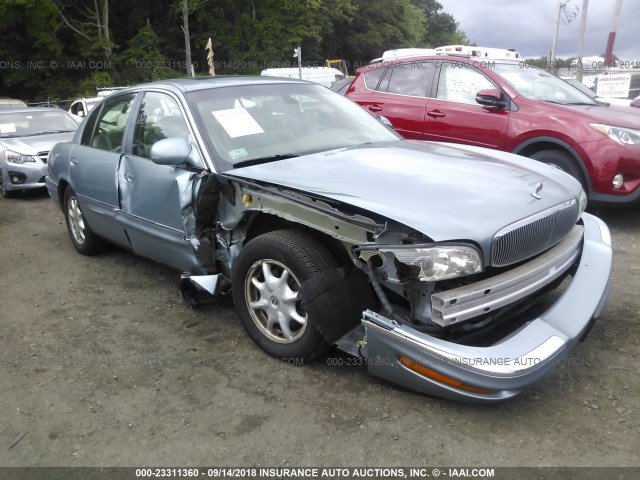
0, 132, 75, 155
228, 140, 582, 246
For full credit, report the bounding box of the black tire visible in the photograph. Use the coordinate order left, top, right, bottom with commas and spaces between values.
0, 171, 16, 198
63, 187, 107, 255
232, 229, 337, 361
529, 149, 585, 188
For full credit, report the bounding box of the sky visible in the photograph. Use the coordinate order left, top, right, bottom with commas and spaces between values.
438, 0, 640, 60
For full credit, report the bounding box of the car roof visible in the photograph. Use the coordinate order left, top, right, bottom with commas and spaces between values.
360, 55, 521, 72
0, 107, 67, 115
122, 76, 311, 94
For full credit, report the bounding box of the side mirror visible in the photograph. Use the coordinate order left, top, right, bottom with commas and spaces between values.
77, 110, 85, 118
377, 115, 394, 129
475, 88, 508, 109
150, 137, 201, 168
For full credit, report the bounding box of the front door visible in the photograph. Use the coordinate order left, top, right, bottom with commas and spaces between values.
424, 62, 510, 150
117, 91, 206, 273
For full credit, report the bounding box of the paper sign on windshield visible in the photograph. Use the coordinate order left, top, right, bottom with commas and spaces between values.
212, 108, 264, 138
0, 123, 17, 134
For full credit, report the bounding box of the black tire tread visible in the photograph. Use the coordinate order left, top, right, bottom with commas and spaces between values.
232, 229, 338, 362
63, 187, 107, 256
529, 149, 585, 188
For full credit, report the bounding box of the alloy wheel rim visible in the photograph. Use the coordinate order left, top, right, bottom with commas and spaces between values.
244, 259, 307, 344
68, 196, 86, 244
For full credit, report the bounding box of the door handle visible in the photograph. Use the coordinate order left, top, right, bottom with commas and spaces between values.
368, 105, 383, 112
123, 170, 135, 183
427, 110, 446, 118
70, 159, 78, 167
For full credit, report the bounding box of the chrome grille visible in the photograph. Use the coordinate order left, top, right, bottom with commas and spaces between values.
37, 151, 49, 163
491, 200, 580, 267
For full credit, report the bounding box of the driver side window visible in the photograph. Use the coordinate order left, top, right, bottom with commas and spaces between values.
436, 63, 494, 103
132, 92, 192, 160
91, 94, 136, 152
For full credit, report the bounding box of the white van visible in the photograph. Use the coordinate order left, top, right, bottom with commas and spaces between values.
260, 67, 345, 88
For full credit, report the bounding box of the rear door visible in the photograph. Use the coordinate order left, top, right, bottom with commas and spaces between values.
424, 61, 510, 149
352, 62, 436, 140
69, 93, 136, 247
116, 90, 206, 273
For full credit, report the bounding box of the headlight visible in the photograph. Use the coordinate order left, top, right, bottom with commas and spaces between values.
578, 189, 588, 216
379, 245, 483, 282
3, 151, 36, 164
590, 123, 640, 145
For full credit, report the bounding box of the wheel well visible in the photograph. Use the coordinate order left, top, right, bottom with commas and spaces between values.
514, 140, 590, 192
244, 213, 352, 265
516, 141, 573, 159
58, 179, 70, 206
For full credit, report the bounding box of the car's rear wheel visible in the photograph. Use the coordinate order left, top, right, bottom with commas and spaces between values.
63, 188, 106, 255
530, 150, 585, 189
232, 230, 337, 361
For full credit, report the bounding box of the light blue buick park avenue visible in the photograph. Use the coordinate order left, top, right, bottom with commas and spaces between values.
46, 77, 612, 401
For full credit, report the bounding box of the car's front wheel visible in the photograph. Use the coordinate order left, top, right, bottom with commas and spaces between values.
0, 170, 15, 198
63, 188, 106, 255
232, 230, 337, 361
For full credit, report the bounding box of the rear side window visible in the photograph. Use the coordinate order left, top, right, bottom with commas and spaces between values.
80, 105, 102, 146
91, 94, 136, 152
386, 62, 434, 97
363, 68, 385, 90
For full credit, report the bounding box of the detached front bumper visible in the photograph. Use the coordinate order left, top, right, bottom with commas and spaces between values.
362, 213, 612, 402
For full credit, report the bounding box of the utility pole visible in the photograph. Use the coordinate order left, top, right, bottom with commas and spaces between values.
550, 0, 563, 71
293, 47, 302, 80
604, 0, 623, 67
576, 0, 589, 82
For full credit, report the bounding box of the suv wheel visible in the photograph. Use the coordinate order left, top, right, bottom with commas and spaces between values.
530, 150, 585, 188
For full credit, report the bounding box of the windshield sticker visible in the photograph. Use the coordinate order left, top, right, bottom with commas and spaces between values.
229, 147, 249, 160
0, 123, 17, 134
212, 107, 264, 138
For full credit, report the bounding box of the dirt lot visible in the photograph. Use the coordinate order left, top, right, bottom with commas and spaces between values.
0, 191, 639, 468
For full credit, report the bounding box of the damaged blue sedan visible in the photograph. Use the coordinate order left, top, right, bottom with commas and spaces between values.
46, 77, 612, 402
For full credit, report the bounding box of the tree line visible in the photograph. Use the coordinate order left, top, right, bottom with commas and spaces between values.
0, 0, 468, 103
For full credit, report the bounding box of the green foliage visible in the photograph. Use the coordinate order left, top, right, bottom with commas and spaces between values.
116, 23, 182, 84
410, 0, 469, 47
1, 0, 471, 100
77, 71, 114, 96
0, 0, 64, 101
343, 0, 426, 62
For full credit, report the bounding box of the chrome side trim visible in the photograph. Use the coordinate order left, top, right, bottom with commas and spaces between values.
431, 225, 583, 326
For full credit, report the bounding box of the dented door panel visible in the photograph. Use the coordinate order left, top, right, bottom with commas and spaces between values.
116, 154, 203, 273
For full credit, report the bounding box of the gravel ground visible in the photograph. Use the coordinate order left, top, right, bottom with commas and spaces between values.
0, 191, 639, 467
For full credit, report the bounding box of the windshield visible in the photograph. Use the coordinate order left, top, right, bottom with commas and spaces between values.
493, 63, 598, 105
563, 78, 598, 99
0, 110, 78, 138
186, 83, 399, 171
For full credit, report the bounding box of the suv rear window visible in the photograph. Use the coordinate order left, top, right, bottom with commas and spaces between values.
363, 68, 385, 90
387, 62, 433, 97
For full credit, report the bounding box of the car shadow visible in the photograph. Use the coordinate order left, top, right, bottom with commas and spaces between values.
3, 188, 50, 202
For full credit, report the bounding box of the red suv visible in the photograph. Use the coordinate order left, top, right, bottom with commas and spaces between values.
345, 53, 640, 204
